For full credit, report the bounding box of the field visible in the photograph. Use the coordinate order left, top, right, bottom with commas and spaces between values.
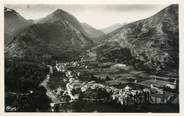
5, 60, 179, 112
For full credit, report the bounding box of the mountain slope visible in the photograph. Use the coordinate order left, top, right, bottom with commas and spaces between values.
81, 23, 105, 42
6, 9, 94, 62
37, 9, 93, 43
96, 4, 179, 73
5, 8, 94, 94
4, 7, 33, 45
101, 23, 125, 34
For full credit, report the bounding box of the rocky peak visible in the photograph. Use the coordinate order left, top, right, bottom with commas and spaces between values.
4, 7, 14, 12
53, 9, 67, 15
4, 7, 24, 19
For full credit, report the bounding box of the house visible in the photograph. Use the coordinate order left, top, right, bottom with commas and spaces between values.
150, 84, 164, 94
166, 84, 176, 89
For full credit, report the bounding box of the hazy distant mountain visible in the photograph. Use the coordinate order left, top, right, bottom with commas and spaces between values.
4, 7, 33, 45
96, 4, 179, 73
81, 23, 105, 43
101, 23, 126, 34
5, 8, 94, 63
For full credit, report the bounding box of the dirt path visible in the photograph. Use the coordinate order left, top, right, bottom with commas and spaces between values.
40, 75, 61, 103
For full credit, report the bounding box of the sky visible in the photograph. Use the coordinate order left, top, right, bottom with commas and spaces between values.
5, 4, 171, 29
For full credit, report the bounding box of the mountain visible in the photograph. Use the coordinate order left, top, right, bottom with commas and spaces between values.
4, 7, 33, 45
96, 4, 179, 74
101, 23, 126, 34
37, 9, 92, 42
5, 8, 94, 93
81, 23, 105, 43
5, 9, 94, 62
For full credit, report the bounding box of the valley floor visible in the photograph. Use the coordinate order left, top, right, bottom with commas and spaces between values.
5, 60, 179, 112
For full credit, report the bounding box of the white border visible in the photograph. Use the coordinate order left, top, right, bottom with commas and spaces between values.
1, 0, 183, 116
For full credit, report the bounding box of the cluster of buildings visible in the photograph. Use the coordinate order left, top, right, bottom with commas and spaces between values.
43, 60, 178, 111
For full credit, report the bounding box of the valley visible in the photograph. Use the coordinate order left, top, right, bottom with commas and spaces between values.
4, 4, 179, 112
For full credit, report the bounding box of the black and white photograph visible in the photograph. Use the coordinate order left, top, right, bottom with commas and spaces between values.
4, 3, 180, 113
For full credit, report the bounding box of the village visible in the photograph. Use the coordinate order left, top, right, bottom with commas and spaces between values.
5, 57, 178, 112
37, 57, 179, 112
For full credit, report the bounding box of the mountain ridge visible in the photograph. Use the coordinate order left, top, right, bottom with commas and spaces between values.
37, 9, 94, 44
4, 7, 34, 45
101, 23, 126, 34
5, 8, 94, 63
95, 4, 179, 74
